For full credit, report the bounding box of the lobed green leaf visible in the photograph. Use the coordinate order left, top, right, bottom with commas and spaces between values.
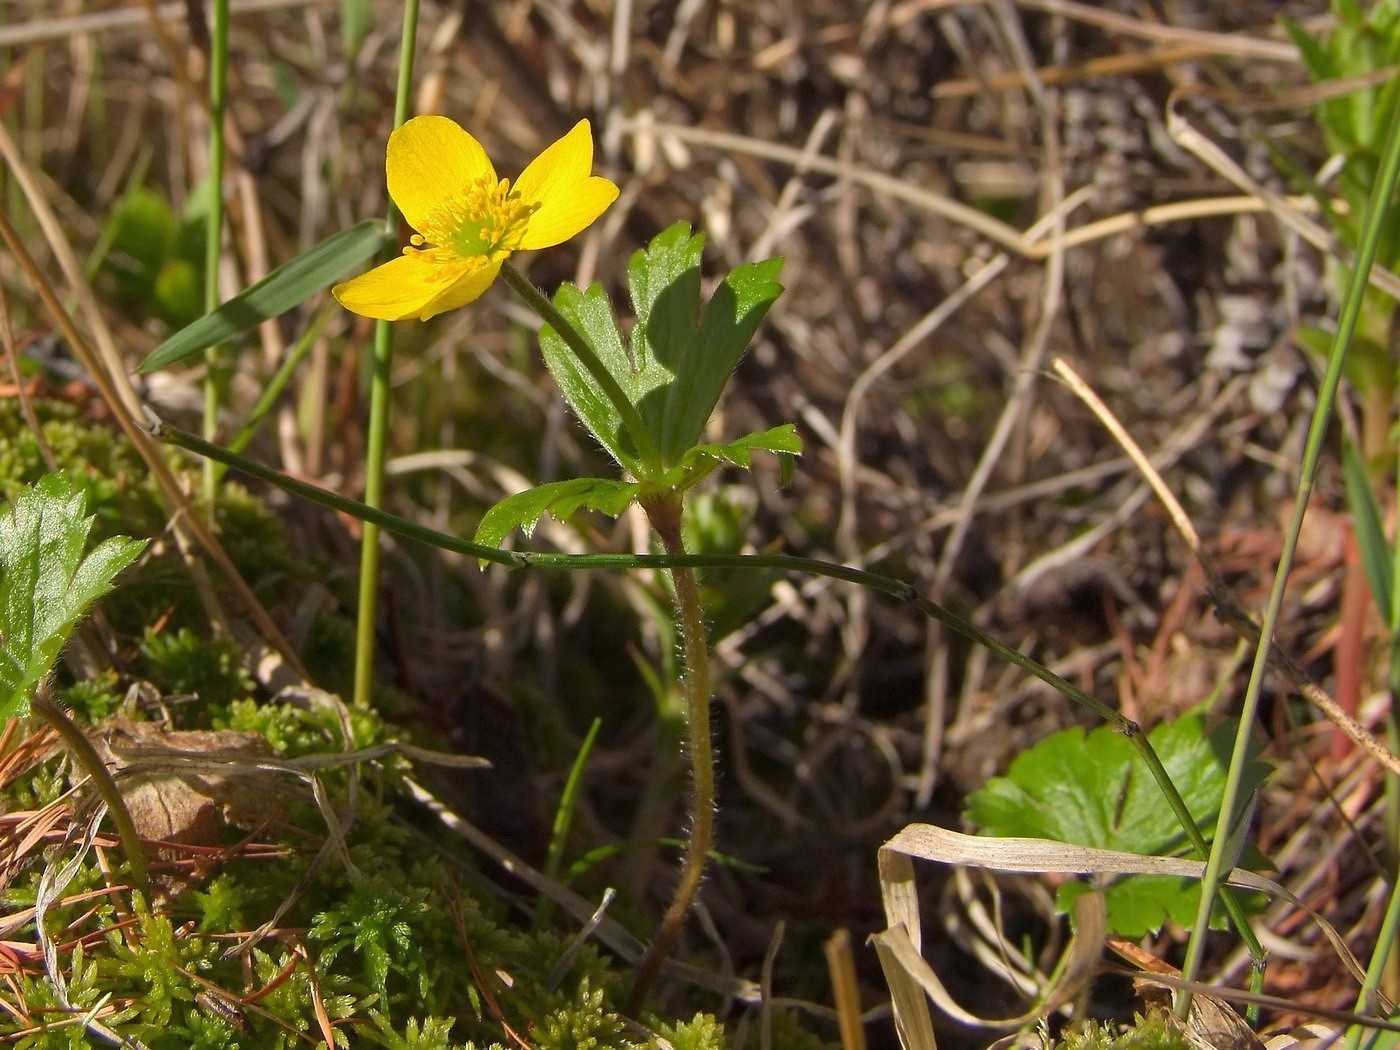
474, 477, 640, 555
539, 222, 786, 477
658, 254, 783, 462
539, 283, 643, 473
0, 474, 147, 718
965, 707, 1270, 938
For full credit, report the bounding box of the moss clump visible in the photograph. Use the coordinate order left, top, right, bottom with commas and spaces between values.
1054, 1012, 1197, 1050
3, 691, 833, 1048
141, 627, 254, 704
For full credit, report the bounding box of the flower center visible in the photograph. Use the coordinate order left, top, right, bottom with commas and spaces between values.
411, 175, 535, 259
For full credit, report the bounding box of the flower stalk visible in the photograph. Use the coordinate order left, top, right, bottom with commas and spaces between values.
500, 262, 661, 473
627, 492, 714, 1012
201, 0, 229, 506
352, 0, 420, 711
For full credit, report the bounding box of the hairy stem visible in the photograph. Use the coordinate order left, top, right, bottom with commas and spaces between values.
156, 420, 1264, 954
626, 494, 713, 1012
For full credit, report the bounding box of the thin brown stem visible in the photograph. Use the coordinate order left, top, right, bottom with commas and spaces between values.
626, 494, 713, 1013
32, 685, 150, 900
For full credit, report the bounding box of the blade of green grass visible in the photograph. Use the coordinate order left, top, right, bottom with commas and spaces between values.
1178, 87, 1400, 1018
136, 220, 386, 374
353, 0, 420, 711
534, 717, 602, 932
201, 0, 229, 503
1344, 439, 1394, 624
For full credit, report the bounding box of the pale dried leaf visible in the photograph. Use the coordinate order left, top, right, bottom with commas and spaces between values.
872, 891, 1107, 1032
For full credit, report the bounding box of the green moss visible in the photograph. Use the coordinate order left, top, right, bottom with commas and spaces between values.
650, 1013, 727, 1050
56, 669, 124, 720
1055, 1013, 1196, 1050
141, 627, 255, 704
2, 690, 833, 1047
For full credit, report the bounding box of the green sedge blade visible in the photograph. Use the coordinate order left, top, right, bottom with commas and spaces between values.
137, 220, 387, 373
1343, 439, 1393, 624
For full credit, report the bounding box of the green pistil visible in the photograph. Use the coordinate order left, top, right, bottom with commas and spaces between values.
416, 176, 534, 259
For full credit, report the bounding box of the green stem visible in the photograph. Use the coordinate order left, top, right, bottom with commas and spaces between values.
534, 716, 603, 932
625, 494, 713, 1012
201, 0, 229, 507
1177, 92, 1400, 1015
352, 0, 420, 710
500, 262, 662, 474
1346, 853, 1400, 1049
32, 687, 149, 901
155, 420, 1232, 925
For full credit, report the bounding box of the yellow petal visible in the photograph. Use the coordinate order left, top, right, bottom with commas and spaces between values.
332, 251, 502, 321
387, 116, 496, 234
415, 256, 504, 319
513, 120, 620, 250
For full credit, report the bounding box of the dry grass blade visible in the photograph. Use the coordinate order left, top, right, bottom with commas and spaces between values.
880, 824, 1374, 999
1052, 355, 1400, 777
1167, 97, 1400, 301
874, 849, 938, 1049
0, 123, 307, 680
824, 928, 869, 1050
873, 886, 1107, 1032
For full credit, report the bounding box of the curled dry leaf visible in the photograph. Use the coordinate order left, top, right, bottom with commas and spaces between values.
95, 717, 281, 847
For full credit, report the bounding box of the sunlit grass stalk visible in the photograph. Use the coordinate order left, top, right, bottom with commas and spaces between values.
1381, 331, 1400, 1018
1177, 98, 1400, 1017
1349, 257, 1400, 1049
155, 419, 1241, 931
626, 494, 714, 1011
352, 0, 420, 710
201, 0, 229, 506
1346, 853, 1400, 1049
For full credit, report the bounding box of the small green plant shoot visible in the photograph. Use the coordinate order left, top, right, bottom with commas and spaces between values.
476, 221, 798, 546
1, 472, 146, 720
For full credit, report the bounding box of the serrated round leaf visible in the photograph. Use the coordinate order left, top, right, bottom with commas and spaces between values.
966, 707, 1270, 938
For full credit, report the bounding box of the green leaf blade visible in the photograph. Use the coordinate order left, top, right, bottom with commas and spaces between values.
539, 284, 648, 474
659, 255, 783, 462
473, 478, 640, 557
659, 425, 803, 496
626, 222, 703, 446
0, 474, 147, 719
137, 219, 387, 373
1343, 440, 1393, 624
685, 424, 803, 469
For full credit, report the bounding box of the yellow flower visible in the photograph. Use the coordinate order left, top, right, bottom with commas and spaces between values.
333, 116, 619, 322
